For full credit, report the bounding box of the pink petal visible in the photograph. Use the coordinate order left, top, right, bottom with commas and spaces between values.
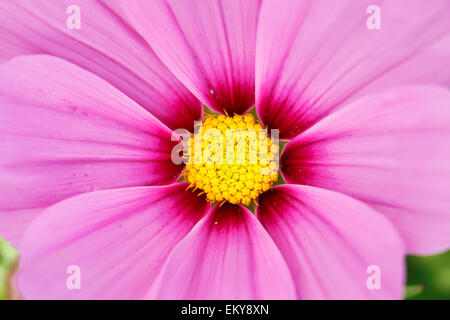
257, 185, 405, 300
147, 203, 296, 299
0, 55, 182, 247
0, 0, 201, 130
17, 183, 209, 299
256, 0, 450, 139
123, 0, 261, 115
0, 208, 43, 248
281, 86, 450, 254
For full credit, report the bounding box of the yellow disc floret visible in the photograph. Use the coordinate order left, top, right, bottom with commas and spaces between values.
183, 113, 279, 206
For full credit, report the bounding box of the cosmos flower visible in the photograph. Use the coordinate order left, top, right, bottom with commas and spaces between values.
0, 0, 450, 300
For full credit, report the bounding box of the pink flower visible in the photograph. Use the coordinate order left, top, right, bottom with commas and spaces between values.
0, 0, 449, 299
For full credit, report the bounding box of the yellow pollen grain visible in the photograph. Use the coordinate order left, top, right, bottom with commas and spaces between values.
183, 113, 278, 206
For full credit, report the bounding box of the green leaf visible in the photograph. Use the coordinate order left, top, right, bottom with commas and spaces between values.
405, 284, 425, 299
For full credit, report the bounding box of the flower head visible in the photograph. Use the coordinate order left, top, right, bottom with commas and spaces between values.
183, 113, 279, 206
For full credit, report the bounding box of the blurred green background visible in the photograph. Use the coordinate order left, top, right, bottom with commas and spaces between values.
0, 237, 448, 299
0, 238, 17, 300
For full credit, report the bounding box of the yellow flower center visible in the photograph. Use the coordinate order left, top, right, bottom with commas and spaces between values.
183, 113, 279, 206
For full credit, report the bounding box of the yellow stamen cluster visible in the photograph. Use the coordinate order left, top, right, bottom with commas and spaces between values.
183, 113, 279, 206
